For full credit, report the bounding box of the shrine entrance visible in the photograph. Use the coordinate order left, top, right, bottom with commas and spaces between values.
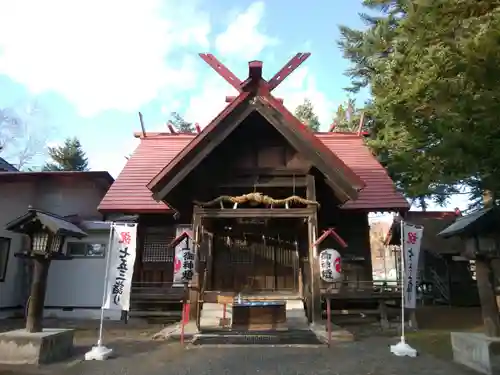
208, 217, 304, 296
192, 207, 316, 303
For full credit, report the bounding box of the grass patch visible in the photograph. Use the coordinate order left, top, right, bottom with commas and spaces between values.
406, 330, 454, 360
406, 326, 484, 360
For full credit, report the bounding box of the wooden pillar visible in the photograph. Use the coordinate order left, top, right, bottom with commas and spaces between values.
306, 174, 321, 324
189, 213, 202, 321
206, 232, 214, 291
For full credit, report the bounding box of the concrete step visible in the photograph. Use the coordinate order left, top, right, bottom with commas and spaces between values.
200, 299, 309, 331
286, 300, 305, 310
200, 303, 233, 329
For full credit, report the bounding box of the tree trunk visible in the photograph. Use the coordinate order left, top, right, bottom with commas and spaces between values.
475, 257, 500, 337
26, 256, 50, 333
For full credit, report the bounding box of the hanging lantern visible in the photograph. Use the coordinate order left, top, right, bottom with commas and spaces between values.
319, 249, 342, 282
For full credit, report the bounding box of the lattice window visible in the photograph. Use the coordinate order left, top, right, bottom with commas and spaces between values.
142, 226, 174, 262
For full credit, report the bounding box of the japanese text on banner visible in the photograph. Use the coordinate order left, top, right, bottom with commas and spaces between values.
402, 222, 423, 309
173, 226, 195, 286
103, 223, 137, 311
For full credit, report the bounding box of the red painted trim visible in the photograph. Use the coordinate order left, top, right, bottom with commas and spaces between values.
168, 231, 193, 248
268, 53, 311, 91
248, 60, 263, 81
199, 53, 242, 92
147, 92, 250, 191
312, 228, 348, 249
226, 96, 283, 103
263, 95, 366, 190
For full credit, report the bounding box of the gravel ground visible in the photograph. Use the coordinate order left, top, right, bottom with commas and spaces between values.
4, 336, 475, 375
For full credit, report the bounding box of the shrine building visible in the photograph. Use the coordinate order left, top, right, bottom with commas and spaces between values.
98, 53, 409, 329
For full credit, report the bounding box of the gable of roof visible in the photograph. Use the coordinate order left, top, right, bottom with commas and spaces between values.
147, 95, 365, 204
98, 132, 408, 213
0, 157, 18, 172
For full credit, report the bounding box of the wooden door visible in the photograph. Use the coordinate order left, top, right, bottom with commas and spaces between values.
211, 236, 298, 293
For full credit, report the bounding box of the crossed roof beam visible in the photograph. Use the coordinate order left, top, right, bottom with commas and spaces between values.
199, 52, 311, 104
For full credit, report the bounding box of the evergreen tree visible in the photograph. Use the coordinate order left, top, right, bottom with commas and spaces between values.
338, 0, 500, 206
331, 98, 367, 132
294, 98, 321, 132
43, 137, 89, 171
339, 0, 500, 337
170, 112, 194, 133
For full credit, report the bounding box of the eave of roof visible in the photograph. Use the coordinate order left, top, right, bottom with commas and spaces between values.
98, 132, 408, 213
0, 170, 114, 185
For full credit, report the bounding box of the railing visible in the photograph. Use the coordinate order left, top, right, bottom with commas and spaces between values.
128, 282, 188, 319
322, 280, 402, 295
429, 268, 450, 304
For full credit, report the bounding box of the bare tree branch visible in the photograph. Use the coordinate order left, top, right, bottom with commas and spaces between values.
0, 103, 50, 170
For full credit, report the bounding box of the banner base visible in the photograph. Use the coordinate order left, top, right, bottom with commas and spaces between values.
84, 345, 113, 361
390, 340, 418, 357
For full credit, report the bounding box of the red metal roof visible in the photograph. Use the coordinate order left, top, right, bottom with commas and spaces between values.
318, 133, 409, 210
262, 95, 365, 191
98, 132, 408, 213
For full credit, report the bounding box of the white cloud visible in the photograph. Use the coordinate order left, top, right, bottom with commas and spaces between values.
0, 0, 337, 178
0, 0, 209, 117
274, 65, 335, 130
215, 2, 279, 60
185, 1, 333, 130
87, 137, 140, 178
184, 75, 239, 126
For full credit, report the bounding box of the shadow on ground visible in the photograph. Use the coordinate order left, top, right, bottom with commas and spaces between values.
0, 317, 170, 375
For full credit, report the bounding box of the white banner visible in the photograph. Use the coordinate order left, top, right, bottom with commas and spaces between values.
103, 223, 138, 311
173, 225, 195, 287
402, 222, 424, 309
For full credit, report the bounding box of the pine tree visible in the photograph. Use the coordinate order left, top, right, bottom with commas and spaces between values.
43, 137, 89, 171
294, 98, 321, 132
170, 112, 194, 133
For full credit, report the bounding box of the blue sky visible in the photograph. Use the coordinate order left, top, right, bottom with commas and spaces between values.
0, 0, 469, 212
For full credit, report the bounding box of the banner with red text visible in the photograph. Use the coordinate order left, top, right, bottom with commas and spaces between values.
173, 225, 195, 287
402, 222, 424, 309
103, 223, 138, 311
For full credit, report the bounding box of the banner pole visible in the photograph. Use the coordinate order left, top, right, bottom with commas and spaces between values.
98, 222, 115, 346
400, 218, 405, 343
85, 222, 115, 361
389, 217, 418, 357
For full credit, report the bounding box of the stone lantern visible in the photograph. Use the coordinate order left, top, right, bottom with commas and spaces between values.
438, 206, 500, 374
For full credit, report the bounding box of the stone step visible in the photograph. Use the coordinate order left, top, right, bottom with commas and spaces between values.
286, 300, 305, 310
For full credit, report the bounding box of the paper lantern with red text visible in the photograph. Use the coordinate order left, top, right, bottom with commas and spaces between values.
319, 249, 342, 282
